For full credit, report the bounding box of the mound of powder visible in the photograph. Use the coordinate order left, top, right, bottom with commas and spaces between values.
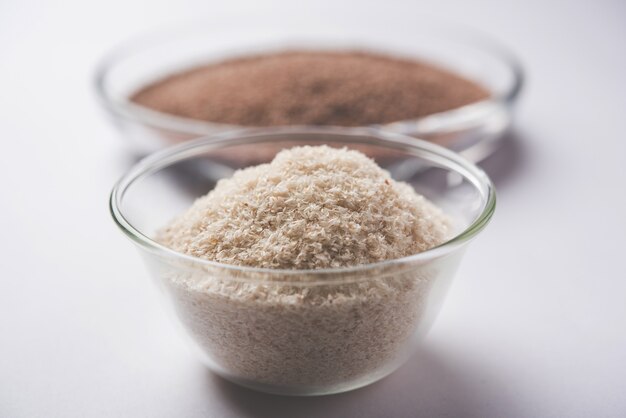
156, 145, 454, 393
158, 145, 451, 268
131, 50, 490, 127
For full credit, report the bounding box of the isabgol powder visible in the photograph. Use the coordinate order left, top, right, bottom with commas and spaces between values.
132, 50, 490, 127
158, 146, 452, 390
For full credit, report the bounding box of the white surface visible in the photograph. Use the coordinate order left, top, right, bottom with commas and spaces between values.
1, 0, 625, 416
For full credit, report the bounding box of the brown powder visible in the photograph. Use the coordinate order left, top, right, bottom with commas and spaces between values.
131, 50, 490, 127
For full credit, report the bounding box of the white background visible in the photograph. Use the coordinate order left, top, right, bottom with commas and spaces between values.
1, 0, 625, 416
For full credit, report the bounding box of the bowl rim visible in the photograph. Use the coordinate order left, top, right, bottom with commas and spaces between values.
109, 126, 496, 277
93, 19, 524, 139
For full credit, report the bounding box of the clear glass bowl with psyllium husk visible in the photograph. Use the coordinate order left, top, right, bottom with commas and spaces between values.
95, 15, 523, 162
110, 127, 495, 396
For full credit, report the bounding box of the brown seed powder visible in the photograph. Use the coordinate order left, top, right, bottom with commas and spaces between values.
131, 50, 490, 127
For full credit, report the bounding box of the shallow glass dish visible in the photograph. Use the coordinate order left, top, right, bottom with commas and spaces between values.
110, 127, 495, 396
95, 16, 523, 161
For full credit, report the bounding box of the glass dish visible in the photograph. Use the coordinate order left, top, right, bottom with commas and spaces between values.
109, 127, 496, 395
95, 16, 523, 161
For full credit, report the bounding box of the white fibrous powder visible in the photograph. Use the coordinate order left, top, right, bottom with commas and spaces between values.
157, 146, 453, 391
159, 146, 450, 269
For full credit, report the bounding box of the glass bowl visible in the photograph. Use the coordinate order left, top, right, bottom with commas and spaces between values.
109, 127, 495, 396
95, 16, 523, 162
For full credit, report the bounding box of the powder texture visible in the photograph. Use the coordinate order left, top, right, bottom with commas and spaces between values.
156, 145, 454, 393
162, 261, 455, 393
158, 145, 451, 269
131, 50, 490, 127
